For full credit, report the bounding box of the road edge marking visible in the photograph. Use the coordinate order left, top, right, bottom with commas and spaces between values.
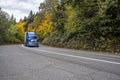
22, 45, 120, 65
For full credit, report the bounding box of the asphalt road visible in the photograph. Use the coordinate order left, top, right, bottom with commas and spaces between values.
0, 45, 120, 80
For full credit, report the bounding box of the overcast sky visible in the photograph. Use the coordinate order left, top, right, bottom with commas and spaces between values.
0, 0, 44, 22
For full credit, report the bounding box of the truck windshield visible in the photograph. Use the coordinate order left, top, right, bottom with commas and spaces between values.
29, 36, 37, 39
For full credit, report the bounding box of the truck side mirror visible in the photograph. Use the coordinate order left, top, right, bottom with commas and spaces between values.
37, 38, 40, 41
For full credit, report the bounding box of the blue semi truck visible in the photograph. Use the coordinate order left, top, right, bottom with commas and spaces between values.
24, 32, 39, 47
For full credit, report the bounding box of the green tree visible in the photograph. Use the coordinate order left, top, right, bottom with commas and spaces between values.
24, 10, 34, 31
0, 8, 11, 44
5, 25, 21, 43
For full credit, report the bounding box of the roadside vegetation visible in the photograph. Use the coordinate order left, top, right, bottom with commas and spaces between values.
0, 8, 25, 44
0, 0, 120, 53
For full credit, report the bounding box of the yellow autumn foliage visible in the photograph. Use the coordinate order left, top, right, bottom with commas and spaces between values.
28, 23, 35, 32
36, 12, 53, 38
16, 21, 26, 41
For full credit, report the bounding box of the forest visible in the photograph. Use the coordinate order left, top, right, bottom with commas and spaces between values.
0, 0, 120, 53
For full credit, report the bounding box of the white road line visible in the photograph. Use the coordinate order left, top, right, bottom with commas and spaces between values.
22, 45, 120, 65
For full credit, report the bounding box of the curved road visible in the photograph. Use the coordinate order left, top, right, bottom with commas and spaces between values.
0, 45, 120, 80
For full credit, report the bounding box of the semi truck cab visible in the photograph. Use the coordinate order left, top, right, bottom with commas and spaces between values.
24, 32, 39, 47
